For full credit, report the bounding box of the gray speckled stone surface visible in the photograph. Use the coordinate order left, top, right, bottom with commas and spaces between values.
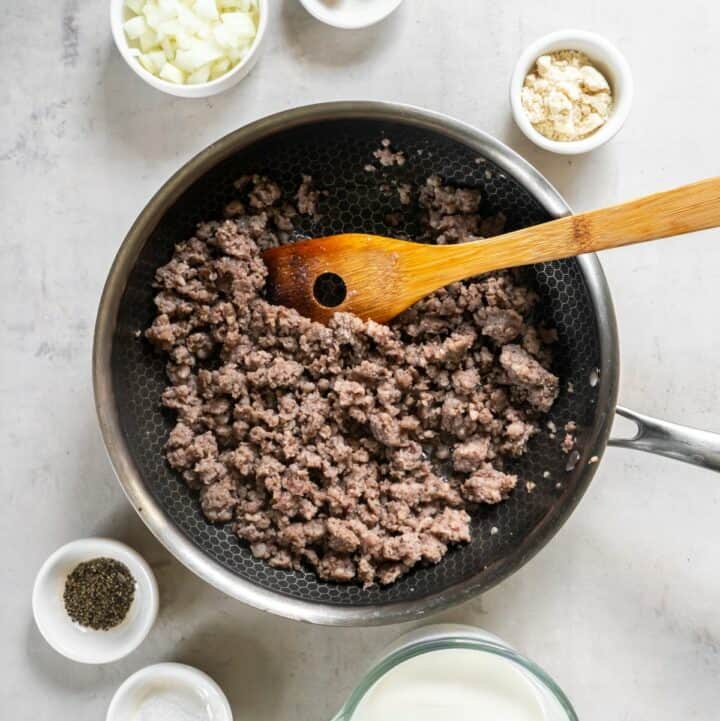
2, 2, 719, 720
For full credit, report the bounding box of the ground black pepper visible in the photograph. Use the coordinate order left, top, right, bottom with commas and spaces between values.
63, 557, 135, 630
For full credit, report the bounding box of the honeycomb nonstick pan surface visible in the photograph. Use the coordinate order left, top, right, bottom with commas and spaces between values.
97, 103, 617, 624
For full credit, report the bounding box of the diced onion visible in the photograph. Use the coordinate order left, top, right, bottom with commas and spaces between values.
176, 4, 207, 33
211, 57, 230, 79
227, 46, 245, 64
213, 23, 241, 49
139, 54, 156, 73
219, 0, 251, 8
194, 0, 220, 21
146, 49, 168, 71
158, 0, 180, 15
159, 62, 185, 83
175, 41, 224, 72
124, 15, 148, 39
161, 37, 176, 61
187, 64, 211, 84
143, 2, 172, 30
123, 0, 258, 84
221, 11, 255, 38
139, 29, 159, 52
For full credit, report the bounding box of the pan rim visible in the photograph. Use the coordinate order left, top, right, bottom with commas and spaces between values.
93, 100, 620, 626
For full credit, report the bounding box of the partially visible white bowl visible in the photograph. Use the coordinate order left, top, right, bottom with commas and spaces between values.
510, 29, 633, 155
298, 0, 404, 29
32, 538, 158, 664
110, 0, 268, 98
107, 663, 233, 721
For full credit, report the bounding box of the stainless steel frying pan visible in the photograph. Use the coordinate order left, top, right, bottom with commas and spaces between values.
93, 101, 720, 625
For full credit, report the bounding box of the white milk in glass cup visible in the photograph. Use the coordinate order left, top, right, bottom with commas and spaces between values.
331, 625, 578, 721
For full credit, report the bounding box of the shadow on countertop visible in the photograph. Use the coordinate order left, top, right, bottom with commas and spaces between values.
498, 113, 622, 211
94, 43, 264, 168
173, 623, 281, 719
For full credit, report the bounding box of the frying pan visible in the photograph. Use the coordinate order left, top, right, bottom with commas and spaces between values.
93, 101, 720, 625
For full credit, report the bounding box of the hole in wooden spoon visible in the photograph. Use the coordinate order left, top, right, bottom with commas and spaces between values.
313, 272, 347, 307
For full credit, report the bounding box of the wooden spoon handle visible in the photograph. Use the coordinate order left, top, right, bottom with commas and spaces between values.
418, 176, 720, 287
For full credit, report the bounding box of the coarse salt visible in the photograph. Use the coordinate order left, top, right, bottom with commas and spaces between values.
134, 688, 212, 721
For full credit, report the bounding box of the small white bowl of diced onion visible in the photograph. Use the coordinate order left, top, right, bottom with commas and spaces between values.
111, 0, 267, 97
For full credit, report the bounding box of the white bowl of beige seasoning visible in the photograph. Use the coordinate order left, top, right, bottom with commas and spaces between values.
510, 29, 633, 154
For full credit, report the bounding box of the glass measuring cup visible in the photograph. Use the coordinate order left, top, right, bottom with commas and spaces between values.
331, 625, 579, 721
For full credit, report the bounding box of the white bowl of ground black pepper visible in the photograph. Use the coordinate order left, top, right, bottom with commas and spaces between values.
32, 538, 158, 664
510, 29, 633, 154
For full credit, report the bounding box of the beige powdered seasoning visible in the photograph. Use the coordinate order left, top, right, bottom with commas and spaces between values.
521, 50, 613, 142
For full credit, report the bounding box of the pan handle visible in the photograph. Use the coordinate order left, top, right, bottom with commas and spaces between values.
609, 406, 720, 472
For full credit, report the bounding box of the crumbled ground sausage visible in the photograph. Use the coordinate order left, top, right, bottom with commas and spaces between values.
295, 174, 323, 216
561, 420, 577, 453
373, 138, 406, 167
146, 173, 559, 587
397, 183, 412, 205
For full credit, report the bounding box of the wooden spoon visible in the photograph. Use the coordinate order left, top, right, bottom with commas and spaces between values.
263, 177, 720, 324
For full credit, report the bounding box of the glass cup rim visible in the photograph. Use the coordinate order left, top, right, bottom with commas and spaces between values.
335, 634, 579, 721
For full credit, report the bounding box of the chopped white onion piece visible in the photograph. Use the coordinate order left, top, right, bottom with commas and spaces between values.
227, 46, 246, 63
157, 18, 181, 36
221, 11, 255, 38
139, 54, 156, 73
175, 41, 224, 72
212, 23, 241, 48
161, 37, 176, 60
193, 0, 219, 21
143, 3, 167, 30
124, 0, 259, 85
149, 49, 168, 66
139, 29, 159, 52
187, 64, 211, 84
124, 15, 148, 39
176, 3, 206, 32
211, 57, 230, 78
157, 19, 193, 49
180, 31, 197, 49
159, 62, 185, 83
220, 0, 252, 9
158, 0, 180, 16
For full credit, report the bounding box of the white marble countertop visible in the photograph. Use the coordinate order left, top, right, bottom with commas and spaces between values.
3, 1, 720, 719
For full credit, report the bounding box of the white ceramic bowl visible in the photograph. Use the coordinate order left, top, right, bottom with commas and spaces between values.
110, 0, 268, 98
32, 538, 158, 664
510, 29, 633, 155
298, 0, 404, 30
107, 663, 233, 721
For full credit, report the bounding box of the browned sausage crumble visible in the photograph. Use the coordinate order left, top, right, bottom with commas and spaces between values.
146, 172, 559, 587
